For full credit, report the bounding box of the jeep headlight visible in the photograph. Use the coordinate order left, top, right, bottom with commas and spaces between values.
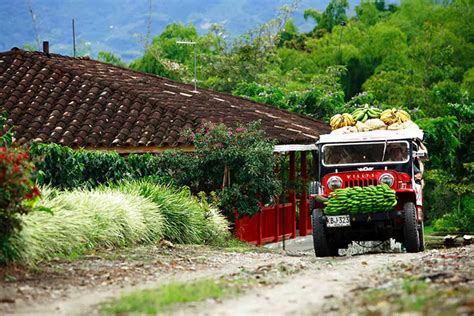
379, 173, 395, 187
327, 176, 343, 191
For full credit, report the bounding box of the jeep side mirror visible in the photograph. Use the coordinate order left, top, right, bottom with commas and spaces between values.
413, 150, 428, 160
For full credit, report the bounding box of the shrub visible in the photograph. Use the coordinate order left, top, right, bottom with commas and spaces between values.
0, 112, 41, 263
7, 180, 229, 265
116, 181, 229, 245
432, 194, 474, 232
30, 121, 280, 219
30, 143, 130, 189
188, 121, 281, 218
9, 187, 165, 265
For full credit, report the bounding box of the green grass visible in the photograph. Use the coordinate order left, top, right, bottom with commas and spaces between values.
101, 278, 237, 315
115, 181, 230, 245
424, 225, 435, 236
5, 181, 230, 265
360, 277, 473, 315
9, 187, 165, 265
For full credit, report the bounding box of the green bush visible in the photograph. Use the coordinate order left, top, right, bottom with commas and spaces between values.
30, 143, 130, 189
31, 121, 280, 219
432, 194, 474, 232
189, 121, 281, 218
9, 187, 165, 265
6, 181, 230, 265
115, 181, 229, 245
0, 114, 41, 264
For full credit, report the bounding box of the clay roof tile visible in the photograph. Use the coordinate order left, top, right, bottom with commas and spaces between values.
1, 48, 329, 150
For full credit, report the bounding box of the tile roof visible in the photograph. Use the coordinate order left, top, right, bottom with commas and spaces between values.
0, 48, 330, 152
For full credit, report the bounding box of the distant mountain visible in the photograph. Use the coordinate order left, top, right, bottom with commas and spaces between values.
0, 0, 392, 62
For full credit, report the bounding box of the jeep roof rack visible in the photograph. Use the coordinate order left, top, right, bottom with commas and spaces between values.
317, 128, 424, 144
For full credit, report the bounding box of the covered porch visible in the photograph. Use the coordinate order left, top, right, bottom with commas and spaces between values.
235, 145, 318, 245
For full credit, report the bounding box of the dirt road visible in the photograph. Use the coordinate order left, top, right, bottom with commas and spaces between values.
173, 252, 423, 316
1, 241, 472, 315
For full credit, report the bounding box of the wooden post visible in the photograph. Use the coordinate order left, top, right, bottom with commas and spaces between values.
289, 151, 297, 238
312, 150, 319, 179
275, 196, 280, 242
257, 211, 262, 245
299, 151, 308, 236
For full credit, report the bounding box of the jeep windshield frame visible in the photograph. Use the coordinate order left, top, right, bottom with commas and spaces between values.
321, 140, 410, 167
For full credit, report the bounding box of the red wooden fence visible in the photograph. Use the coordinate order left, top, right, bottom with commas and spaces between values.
234, 202, 296, 245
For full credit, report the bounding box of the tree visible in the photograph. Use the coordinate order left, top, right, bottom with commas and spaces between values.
97, 51, 127, 67
317, 0, 349, 33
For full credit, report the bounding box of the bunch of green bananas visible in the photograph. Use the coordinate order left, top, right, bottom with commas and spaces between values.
329, 113, 355, 130
323, 184, 397, 215
351, 107, 382, 123
380, 108, 411, 125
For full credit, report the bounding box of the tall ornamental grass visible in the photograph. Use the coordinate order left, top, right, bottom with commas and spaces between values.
9, 187, 165, 265
7, 181, 230, 265
116, 181, 230, 245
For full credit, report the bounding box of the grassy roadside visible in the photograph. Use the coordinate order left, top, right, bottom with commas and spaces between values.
100, 278, 249, 315
100, 260, 305, 315
322, 246, 474, 315
358, 277, 473, 315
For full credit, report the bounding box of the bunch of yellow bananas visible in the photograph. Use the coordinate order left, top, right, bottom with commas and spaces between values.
329, 113, 355, 130
380, 108, 411, 125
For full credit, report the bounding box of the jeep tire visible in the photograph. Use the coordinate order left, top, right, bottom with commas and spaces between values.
418, 221, 425, 251
308, 181, 318, 213
403, 202, 421, 252
312, 209, 338, 257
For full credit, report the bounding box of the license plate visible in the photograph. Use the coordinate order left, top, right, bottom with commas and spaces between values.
326, 215, 351, 227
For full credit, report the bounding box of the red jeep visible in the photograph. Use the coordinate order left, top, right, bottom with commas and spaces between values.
310, 129, 428, 257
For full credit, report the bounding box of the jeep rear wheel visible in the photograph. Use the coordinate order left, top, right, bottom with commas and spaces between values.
308, 181, 317, 213
312, 209, 338, 257
419, 221, 425, 251
403, 202, 421, 253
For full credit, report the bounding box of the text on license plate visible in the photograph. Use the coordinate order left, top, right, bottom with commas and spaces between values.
326, 215, 351, 227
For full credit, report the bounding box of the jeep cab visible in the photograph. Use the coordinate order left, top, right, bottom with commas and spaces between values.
310, 128, 428, 257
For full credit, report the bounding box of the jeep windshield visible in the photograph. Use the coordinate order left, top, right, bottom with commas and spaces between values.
322, 141, 409, 166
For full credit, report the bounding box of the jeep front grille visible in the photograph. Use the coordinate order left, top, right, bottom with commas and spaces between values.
344, 178, 378, 188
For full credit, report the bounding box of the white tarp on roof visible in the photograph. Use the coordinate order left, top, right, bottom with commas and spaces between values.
318, 128, 424, 144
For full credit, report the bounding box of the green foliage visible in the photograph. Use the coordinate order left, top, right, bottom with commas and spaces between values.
8, 187, 164, 265
0, 114, 41, 264
419, 100, 473, 229
97, 51, 127, 67
189, 121, 281, 218
416, 116, 460, 170
6, 181, 229, 265
30, 143, 130, 189
101, 278, 235, 315
317, 0, 349, 33
116, 181, 229, 245
432, 200, 474, 233
0, 113, 13, 147
233, 66, 348, 121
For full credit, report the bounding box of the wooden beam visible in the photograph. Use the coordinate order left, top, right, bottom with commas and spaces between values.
274, 144, 317, 152
83, 145, 196, 154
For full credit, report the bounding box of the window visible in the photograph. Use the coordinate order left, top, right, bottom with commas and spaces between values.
322, 141, 409, 166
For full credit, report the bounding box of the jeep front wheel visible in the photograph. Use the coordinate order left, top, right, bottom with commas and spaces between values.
403, 202, 421, 252
312, 209, 337, 257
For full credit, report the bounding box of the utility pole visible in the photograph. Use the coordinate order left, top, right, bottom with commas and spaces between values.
176, 41, 197, 92
337, 21, 347, 65
72, 19, 76, 57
